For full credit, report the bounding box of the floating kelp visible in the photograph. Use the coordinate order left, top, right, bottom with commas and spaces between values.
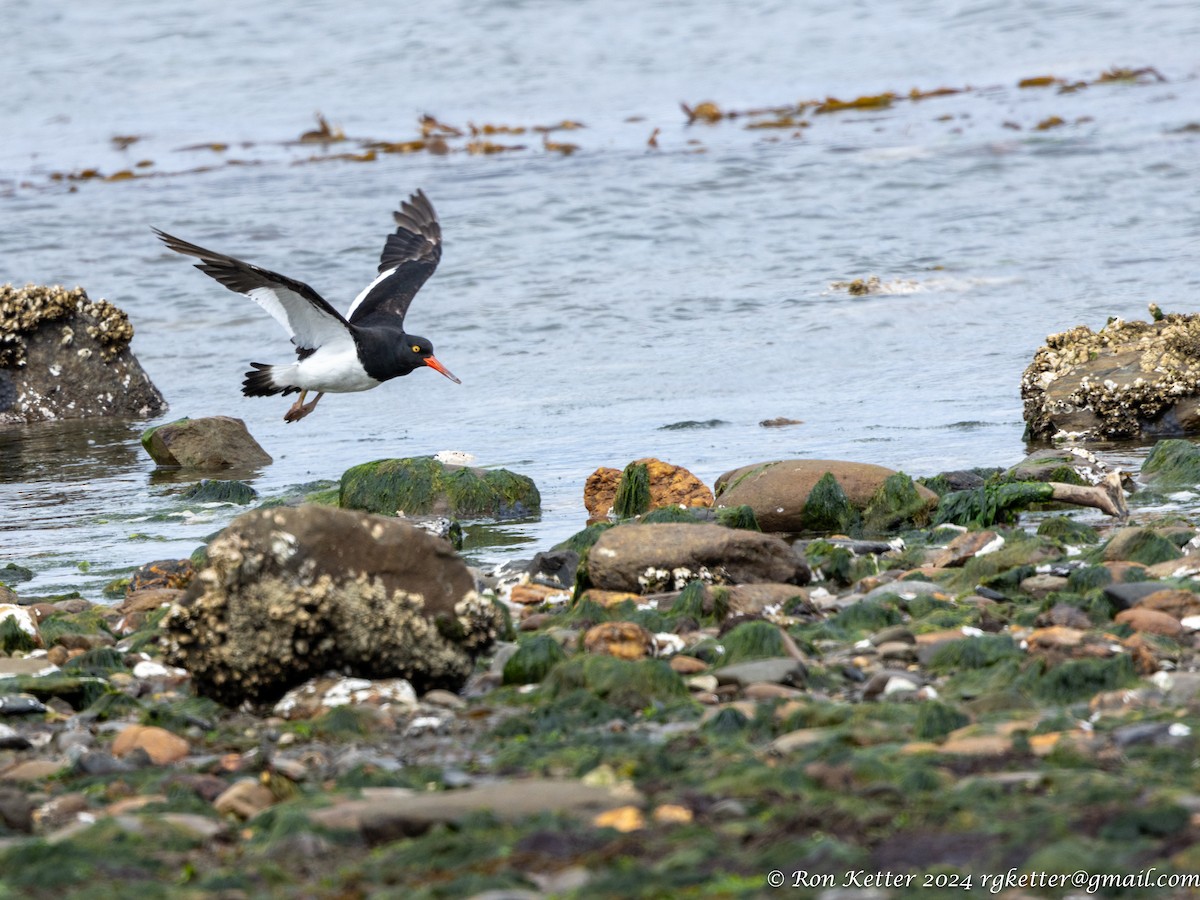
298, 112, 345, 143
1035, 116, 1066, 131
681, 100, 723, 123
814, 93, 896, 114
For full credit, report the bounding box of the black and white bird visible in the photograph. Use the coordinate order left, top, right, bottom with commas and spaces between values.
154, 189, 460, 423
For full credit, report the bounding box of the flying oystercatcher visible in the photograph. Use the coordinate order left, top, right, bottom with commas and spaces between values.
154, 189, 460, 422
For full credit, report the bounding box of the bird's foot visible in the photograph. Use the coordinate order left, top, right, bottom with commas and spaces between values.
283, 391, 324, 423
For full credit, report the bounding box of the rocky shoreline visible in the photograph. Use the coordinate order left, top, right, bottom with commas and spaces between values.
6, 435, 1200, 898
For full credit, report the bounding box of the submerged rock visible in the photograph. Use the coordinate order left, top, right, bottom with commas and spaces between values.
584, 458, 713, 519
1022, 309, 1200, 440
162, 505, 501, 705
0, 284, 166, 424
141, 416, 272, 471
712, 459, 938, 533
340, 457, 539, 519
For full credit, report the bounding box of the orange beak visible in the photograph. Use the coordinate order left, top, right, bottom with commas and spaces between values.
424, 355, 461, 384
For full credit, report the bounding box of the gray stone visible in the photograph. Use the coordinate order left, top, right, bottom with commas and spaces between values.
142, 416, 272, 471
1103, 581, 1170, 611
0, 284, 167, 425
307, 779, 640, 843
587, 523, 803, 593
162, 504, 502, 706
711, 657, 806, 688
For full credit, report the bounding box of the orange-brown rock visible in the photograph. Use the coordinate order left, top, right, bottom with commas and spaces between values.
508, 583, 570, 606
1136, 589, 1200, 620
578, 589, 643, 608
112, 724, 190, 765
1115, 607, 1184, 638
669, 655, 709, 674
583, 621, 654, 660
584, 457, 713, 519
117, 588, 185, 615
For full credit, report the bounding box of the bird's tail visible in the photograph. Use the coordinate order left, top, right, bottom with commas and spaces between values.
243, 362, 300, 397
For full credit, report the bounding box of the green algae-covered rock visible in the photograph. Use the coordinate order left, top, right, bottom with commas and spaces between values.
720, 620, 787, 664
862, 472, 932, 532
1101, 526, 1183, 566
180, 479, 258, 505
1037, 515, 1100, 545
503, 635, 568, 685
340, 457, 539, 520
545, 656, 689, 711
612, 461, 651, 518
1141, 438, 1200, 488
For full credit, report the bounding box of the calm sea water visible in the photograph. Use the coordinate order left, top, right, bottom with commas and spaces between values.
2, 0, 1199, 599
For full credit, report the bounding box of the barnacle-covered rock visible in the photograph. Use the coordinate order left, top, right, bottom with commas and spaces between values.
161, 504, 501, 706
1022, 308, 1200, 440
0, 283, 166, 424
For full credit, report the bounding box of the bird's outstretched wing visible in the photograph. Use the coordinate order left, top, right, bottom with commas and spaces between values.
154, 229, 352, 355
346, 189, 443, 327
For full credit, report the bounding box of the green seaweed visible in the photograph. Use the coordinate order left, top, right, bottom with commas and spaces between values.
1141, 438, 1200, 488
714, 504, 760, 531
934, 481, 1055, 527
180, 479, 257, 504
503, 634, 568, 685
720, 620, 787, 664
913, 701, 970, 740
801, 472, 859, 534
545, 656, 690, 711
925, 635, 1021, 673
612, 461, 651, 518
862, 472, 931, 532
0, 616, 37, 653
1037, 515, 1100, 545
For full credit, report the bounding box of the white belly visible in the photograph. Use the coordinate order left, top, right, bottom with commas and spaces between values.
294, 342, 381, 393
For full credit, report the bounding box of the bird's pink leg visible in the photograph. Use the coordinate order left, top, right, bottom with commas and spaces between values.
283, 390, 325, 423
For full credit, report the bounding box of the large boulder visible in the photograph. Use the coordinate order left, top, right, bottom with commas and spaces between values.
712, 459, 938, 533
340, 457, 539, 519
161, 505, 502, 706
587, 522, 804, 593
1022, 310, 1200, 441
142, 416, 272, 470
0, 284, 167, 424
584, 457, 713, 519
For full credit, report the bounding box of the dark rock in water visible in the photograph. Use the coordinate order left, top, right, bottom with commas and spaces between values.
162, 504, 502, 706
181, 479, 258, 505
713, 459, 938, 533
0, 693, 47, 716
0, 563, 34, 585
1022, 310, 1200, 440
658, 419, 729, 430
340, 457, 539, 520
142, 416, 272, 470
0, 284, 167, 424
583, 457, 713, 520
587, 523, 803, 593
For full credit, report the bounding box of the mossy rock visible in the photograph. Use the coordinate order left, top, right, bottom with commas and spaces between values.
800, 472, 859, 533
721, 620, 786, 664
0, 563, 34, 585
862, 472, 932, 532
0, 617, 37, 654
1036, 515, 1100, 545
340, 457, 540, 520
180, 479, 258, 505
612, 461, 652, 518
503, 635, 568, 685
913, 701, 970, 739
1101, 527, 1183, 566
1141, 438, 1200, 488
545, 656, 689, 711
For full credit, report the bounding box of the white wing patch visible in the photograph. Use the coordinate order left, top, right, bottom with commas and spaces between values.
247, 285, 350, 351
346, 266, 398, 320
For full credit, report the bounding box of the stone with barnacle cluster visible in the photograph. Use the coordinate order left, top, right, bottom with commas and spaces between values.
1022, 306, 1200, 441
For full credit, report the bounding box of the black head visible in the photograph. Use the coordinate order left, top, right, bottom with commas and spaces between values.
403, 334, 460, 383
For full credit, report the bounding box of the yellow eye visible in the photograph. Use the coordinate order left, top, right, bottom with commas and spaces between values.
411, 344, 421, 353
